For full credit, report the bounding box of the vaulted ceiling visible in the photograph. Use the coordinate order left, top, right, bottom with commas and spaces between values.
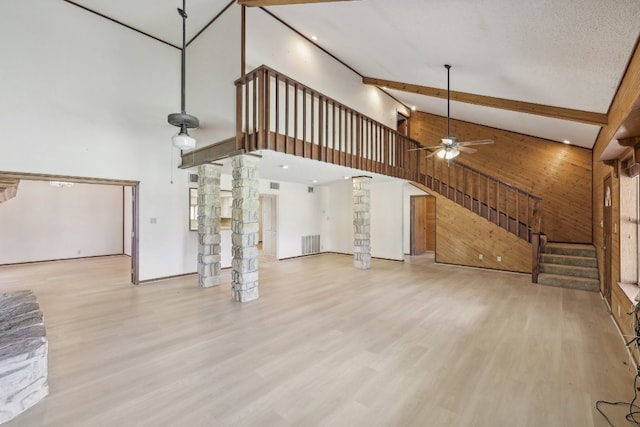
66, 0, 640, 149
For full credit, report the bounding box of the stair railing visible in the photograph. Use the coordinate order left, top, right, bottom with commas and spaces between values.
423, 155, 542, 243
235, 65, 543, 281
235, 65, 421, 181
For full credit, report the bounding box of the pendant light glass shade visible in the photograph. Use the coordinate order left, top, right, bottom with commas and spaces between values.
172, 128, 196, 150
437, 148, 460, 160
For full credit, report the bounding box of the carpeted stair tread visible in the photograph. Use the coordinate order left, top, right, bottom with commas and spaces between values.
537, 273, 599, 292
543, 243, 596, 257
539, 263, 599, 279
540, 253, 597, 268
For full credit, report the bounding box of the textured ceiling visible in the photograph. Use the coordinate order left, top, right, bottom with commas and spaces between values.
65, 0, 639, 180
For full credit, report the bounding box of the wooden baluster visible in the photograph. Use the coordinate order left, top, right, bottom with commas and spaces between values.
338, 105, 343, 165
293, 83, 298, 156
486, 177, 490, 221
274, 74, 279, 150
505, 186, 509, 232
235, 81, 243, 151
302, 88, 307, 158
316, 96, 322, 161
251, 74, 257, 151
310, 92, 315, 158
284, 79, 289, 154
331, 101, 335, 163
515, 190, 520, 238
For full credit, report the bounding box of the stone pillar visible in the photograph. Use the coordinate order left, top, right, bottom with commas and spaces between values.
197, 164, 223, 288
353, 176, 372, 269
231, 155, 260, 302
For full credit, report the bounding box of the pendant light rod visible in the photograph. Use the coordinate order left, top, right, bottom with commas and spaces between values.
178, 0, 187, 114
168, 0, 199, 150
445, 64, 451, 137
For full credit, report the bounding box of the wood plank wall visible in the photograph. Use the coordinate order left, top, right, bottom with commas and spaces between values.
592, 37, 640, 326
413, 183, 531, 273
409, 112, 592, 243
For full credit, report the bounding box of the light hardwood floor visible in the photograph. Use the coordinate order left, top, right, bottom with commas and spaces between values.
0, 254, 636, 426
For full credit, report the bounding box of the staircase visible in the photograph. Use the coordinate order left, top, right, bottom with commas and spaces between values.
537, 242, 600, 291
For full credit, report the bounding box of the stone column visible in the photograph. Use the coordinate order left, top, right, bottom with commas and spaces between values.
353, 176, 372, 269
197, 164, 223, 288
231, 155, 260, 302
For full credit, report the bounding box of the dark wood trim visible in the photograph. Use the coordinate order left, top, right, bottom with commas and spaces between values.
179, 137, 244, 168
363, 76, 608, 127
187, 0, 236, 47
238, 0, 352, 6
0, 254, 124, 268
0, 171, 138, 187
62, 0, 180, 49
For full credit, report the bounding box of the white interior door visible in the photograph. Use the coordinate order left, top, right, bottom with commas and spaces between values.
261, 195, 278, 257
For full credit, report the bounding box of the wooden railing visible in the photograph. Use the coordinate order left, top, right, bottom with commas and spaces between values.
421, 156, 542, 242
235, 65, 421, 181
235, 65, 543, 281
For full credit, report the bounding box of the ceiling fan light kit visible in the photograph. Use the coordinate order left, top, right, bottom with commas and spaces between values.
413, 65, 494, 160
168, 0, 199, 151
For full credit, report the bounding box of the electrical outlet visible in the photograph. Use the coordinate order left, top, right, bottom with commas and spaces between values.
479, 254, 483, 260
497, 256, 502, 262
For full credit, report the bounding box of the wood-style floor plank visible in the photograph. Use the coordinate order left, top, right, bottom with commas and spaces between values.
0, 254, 636, 426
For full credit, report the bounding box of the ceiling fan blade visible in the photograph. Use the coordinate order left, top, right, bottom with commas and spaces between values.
458, 147, 477, 154
458, 139, 494, 146
409, 145, 443, 152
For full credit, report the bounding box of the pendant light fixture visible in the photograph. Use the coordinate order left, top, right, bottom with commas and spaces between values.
168, 0, 199, 150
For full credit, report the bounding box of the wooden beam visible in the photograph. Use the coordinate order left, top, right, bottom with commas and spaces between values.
618, 135, 640, 147
363, 76, 608, 127
179, 137, 244, 169
237, 0, 351, 6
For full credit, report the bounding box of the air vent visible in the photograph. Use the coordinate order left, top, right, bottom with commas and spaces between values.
308, 186, 314, 193
301, 235, 320, 255
270, 182, 280, 190
189, 173, 198, 183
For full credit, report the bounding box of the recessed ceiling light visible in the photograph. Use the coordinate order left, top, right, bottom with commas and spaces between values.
562, 139, 571, 144
344, 176, 350, 180
280, 165, 289, 169
312, 179, 318, 183
411, 106, 417, 111
311, 35, 318, 41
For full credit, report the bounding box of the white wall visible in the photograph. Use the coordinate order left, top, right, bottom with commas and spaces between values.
370, 181, 404, 261
188, 4, 242, 147
245, 8, 408, 130
0, 181, 123, 264
320, 179, 405, 260
319, 180, 354, 254
123, 186, 132, 256
0, 1, 240, 280
260, 179, 323, 259
403, 184, 430, 254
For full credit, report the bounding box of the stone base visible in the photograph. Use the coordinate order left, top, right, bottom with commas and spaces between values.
0, 291, 48, 424
232, 286, 259, 303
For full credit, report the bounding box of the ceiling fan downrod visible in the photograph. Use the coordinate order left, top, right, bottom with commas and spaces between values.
168, 0, 199, 150
445, 64, 451, 138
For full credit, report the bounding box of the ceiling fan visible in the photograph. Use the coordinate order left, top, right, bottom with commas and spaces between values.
411, 64, 494, 160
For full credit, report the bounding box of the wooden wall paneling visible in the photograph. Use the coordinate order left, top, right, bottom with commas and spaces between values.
412, 183, 531, 273
410, 111, 592, 243
592, 38, 640, 295
612, 283, 640, 365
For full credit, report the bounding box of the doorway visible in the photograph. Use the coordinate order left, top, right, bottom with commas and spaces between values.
397, 112, 410, 136
603, 174, 613, 307
410, 195, 435, 255
0, 172, 140, 284
261, 194, 278, 258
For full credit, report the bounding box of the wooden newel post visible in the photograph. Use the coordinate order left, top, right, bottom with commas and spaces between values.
531, 200, 542, 283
